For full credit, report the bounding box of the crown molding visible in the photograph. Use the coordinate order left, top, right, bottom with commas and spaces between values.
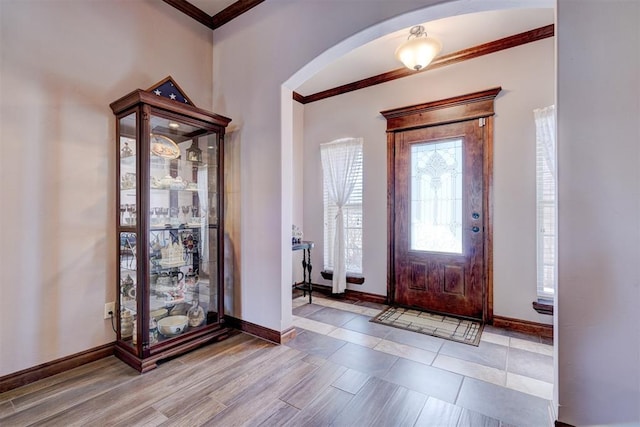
294, 24, 554, 105
163, 0, 264, 31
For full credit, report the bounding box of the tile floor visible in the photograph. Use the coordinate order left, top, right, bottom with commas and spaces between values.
288, 294, 554, 426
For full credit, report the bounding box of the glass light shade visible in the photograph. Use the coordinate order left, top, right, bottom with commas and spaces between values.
395, 36, 442, 71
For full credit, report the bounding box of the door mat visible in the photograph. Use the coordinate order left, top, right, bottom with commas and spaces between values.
370, 306, 483, 346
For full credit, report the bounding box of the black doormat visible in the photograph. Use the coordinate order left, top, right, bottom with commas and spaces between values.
371, 306, 483, 346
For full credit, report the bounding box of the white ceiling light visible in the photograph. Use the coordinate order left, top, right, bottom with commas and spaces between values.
395, 25, 442, 71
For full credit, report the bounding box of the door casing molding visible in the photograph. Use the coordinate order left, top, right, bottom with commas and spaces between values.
381, 87, 501, 323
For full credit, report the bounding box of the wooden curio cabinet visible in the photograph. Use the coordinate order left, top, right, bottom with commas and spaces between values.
110, 77, 232, 372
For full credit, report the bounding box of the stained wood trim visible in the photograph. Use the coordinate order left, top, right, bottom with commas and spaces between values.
381, 87, 502, 121
280, 327, 297, 345
116, 327, 234, 372
211, 0, 265, 29
383, 88, 500, 323
293, 25, 554, 105
386, 131, 396, 303
297, 283, 388, 305
292, 91, 306, 104
381, 87, 502, 131
429, 23, 553, 71
492, 315, 553, 338
162, 0, 264, 31
110, 90, 232, 126
484, 116, 495, 323
0, 342, 115, 393
533, 299, 554, 315
162, 0, 215, 30
226, 316, 297, 344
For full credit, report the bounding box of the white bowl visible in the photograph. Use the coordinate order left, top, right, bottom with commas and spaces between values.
157, 315, 188, 337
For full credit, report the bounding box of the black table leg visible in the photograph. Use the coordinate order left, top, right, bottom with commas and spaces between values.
292, 241, 315, 304
306, 247, 312, 304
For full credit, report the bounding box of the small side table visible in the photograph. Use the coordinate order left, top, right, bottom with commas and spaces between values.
292, 241, 314, 303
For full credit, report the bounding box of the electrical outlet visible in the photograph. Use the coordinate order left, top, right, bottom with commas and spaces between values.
104, 302, 115, 319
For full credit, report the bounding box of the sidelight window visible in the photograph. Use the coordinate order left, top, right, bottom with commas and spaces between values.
534, 105, 557, 299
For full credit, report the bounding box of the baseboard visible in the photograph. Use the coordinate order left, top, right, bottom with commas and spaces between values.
555, 421, 575, 427
0, 342, 115, 393
492, 315, 553, 338
280, 327, 297, 344
298, 283, 388, 305
225, 316, 297, 344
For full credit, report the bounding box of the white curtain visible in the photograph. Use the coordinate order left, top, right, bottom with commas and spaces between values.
321, 138, 363, 294
534, 105, 556, 178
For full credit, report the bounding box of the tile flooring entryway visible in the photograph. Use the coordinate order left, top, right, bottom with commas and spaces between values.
289, 294, 554, 426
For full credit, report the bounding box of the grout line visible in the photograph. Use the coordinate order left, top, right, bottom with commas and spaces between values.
503, 339, 510, 386
453, 375, 466, 405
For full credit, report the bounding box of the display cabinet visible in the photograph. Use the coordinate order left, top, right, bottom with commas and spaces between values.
110, 77, 232, 372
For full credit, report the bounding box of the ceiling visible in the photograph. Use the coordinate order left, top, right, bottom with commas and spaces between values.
296, 8, 554, 96
187, 0, 237, 16
166, 2, 553, 98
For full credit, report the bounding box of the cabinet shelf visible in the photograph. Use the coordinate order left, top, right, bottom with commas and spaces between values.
149, 224, 217, 231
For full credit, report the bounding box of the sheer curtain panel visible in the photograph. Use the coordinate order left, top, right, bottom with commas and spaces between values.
321, 138, 363, 294
535, 105, 556, 179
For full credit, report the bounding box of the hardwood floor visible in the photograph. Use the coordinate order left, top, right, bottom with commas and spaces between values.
0, 296, 553, 426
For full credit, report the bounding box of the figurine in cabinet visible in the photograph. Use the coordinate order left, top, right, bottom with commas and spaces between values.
111, 77, 231, 372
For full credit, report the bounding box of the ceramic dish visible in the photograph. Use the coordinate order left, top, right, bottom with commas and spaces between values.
157, 315, 188, 337
150, 134, 180, 159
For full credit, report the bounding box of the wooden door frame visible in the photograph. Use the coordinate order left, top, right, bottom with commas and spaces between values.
381, 87, 501, 323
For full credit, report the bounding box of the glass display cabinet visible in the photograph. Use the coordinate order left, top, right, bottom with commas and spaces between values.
110, 77, 232, 372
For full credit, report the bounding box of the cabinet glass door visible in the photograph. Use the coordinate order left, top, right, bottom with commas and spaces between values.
118, 112, 138, 348
148, 115, 219, 346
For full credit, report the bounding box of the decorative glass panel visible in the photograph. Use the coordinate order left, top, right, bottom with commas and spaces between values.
205, 227, 219, 323
119, 113, 137, 227
410, 139, 463, 253
119, 231, 137, 348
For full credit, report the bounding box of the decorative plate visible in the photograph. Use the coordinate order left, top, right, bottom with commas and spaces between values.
150, 134, 180, 159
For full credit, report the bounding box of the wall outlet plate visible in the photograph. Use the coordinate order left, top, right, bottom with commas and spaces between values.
104, 302, 115, 319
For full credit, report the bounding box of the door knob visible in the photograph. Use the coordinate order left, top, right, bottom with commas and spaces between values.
472, 226, 480, 233
472, 212, 480, 219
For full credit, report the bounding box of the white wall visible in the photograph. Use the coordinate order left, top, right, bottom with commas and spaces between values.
302, 38, 554, 324
0, 0, 214, 376
556, 0, 640, 424
211, 0, 552, 333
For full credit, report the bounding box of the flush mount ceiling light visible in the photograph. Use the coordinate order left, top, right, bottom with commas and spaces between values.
395, 25, 442, 71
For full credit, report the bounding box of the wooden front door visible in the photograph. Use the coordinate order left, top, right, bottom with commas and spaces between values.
383, 88, 500, 322
392, 119, 485, 319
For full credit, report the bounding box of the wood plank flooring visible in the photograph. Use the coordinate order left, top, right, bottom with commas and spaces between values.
0, 296, 553, 426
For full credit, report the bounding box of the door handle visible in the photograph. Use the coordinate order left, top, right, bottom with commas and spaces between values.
472, 226, 480, 233
472, 212, 480, 219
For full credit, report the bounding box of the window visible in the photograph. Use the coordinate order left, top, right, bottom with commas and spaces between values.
534, 106, 556, 299
410, 138, 463, 254
322, 139, 363, 274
